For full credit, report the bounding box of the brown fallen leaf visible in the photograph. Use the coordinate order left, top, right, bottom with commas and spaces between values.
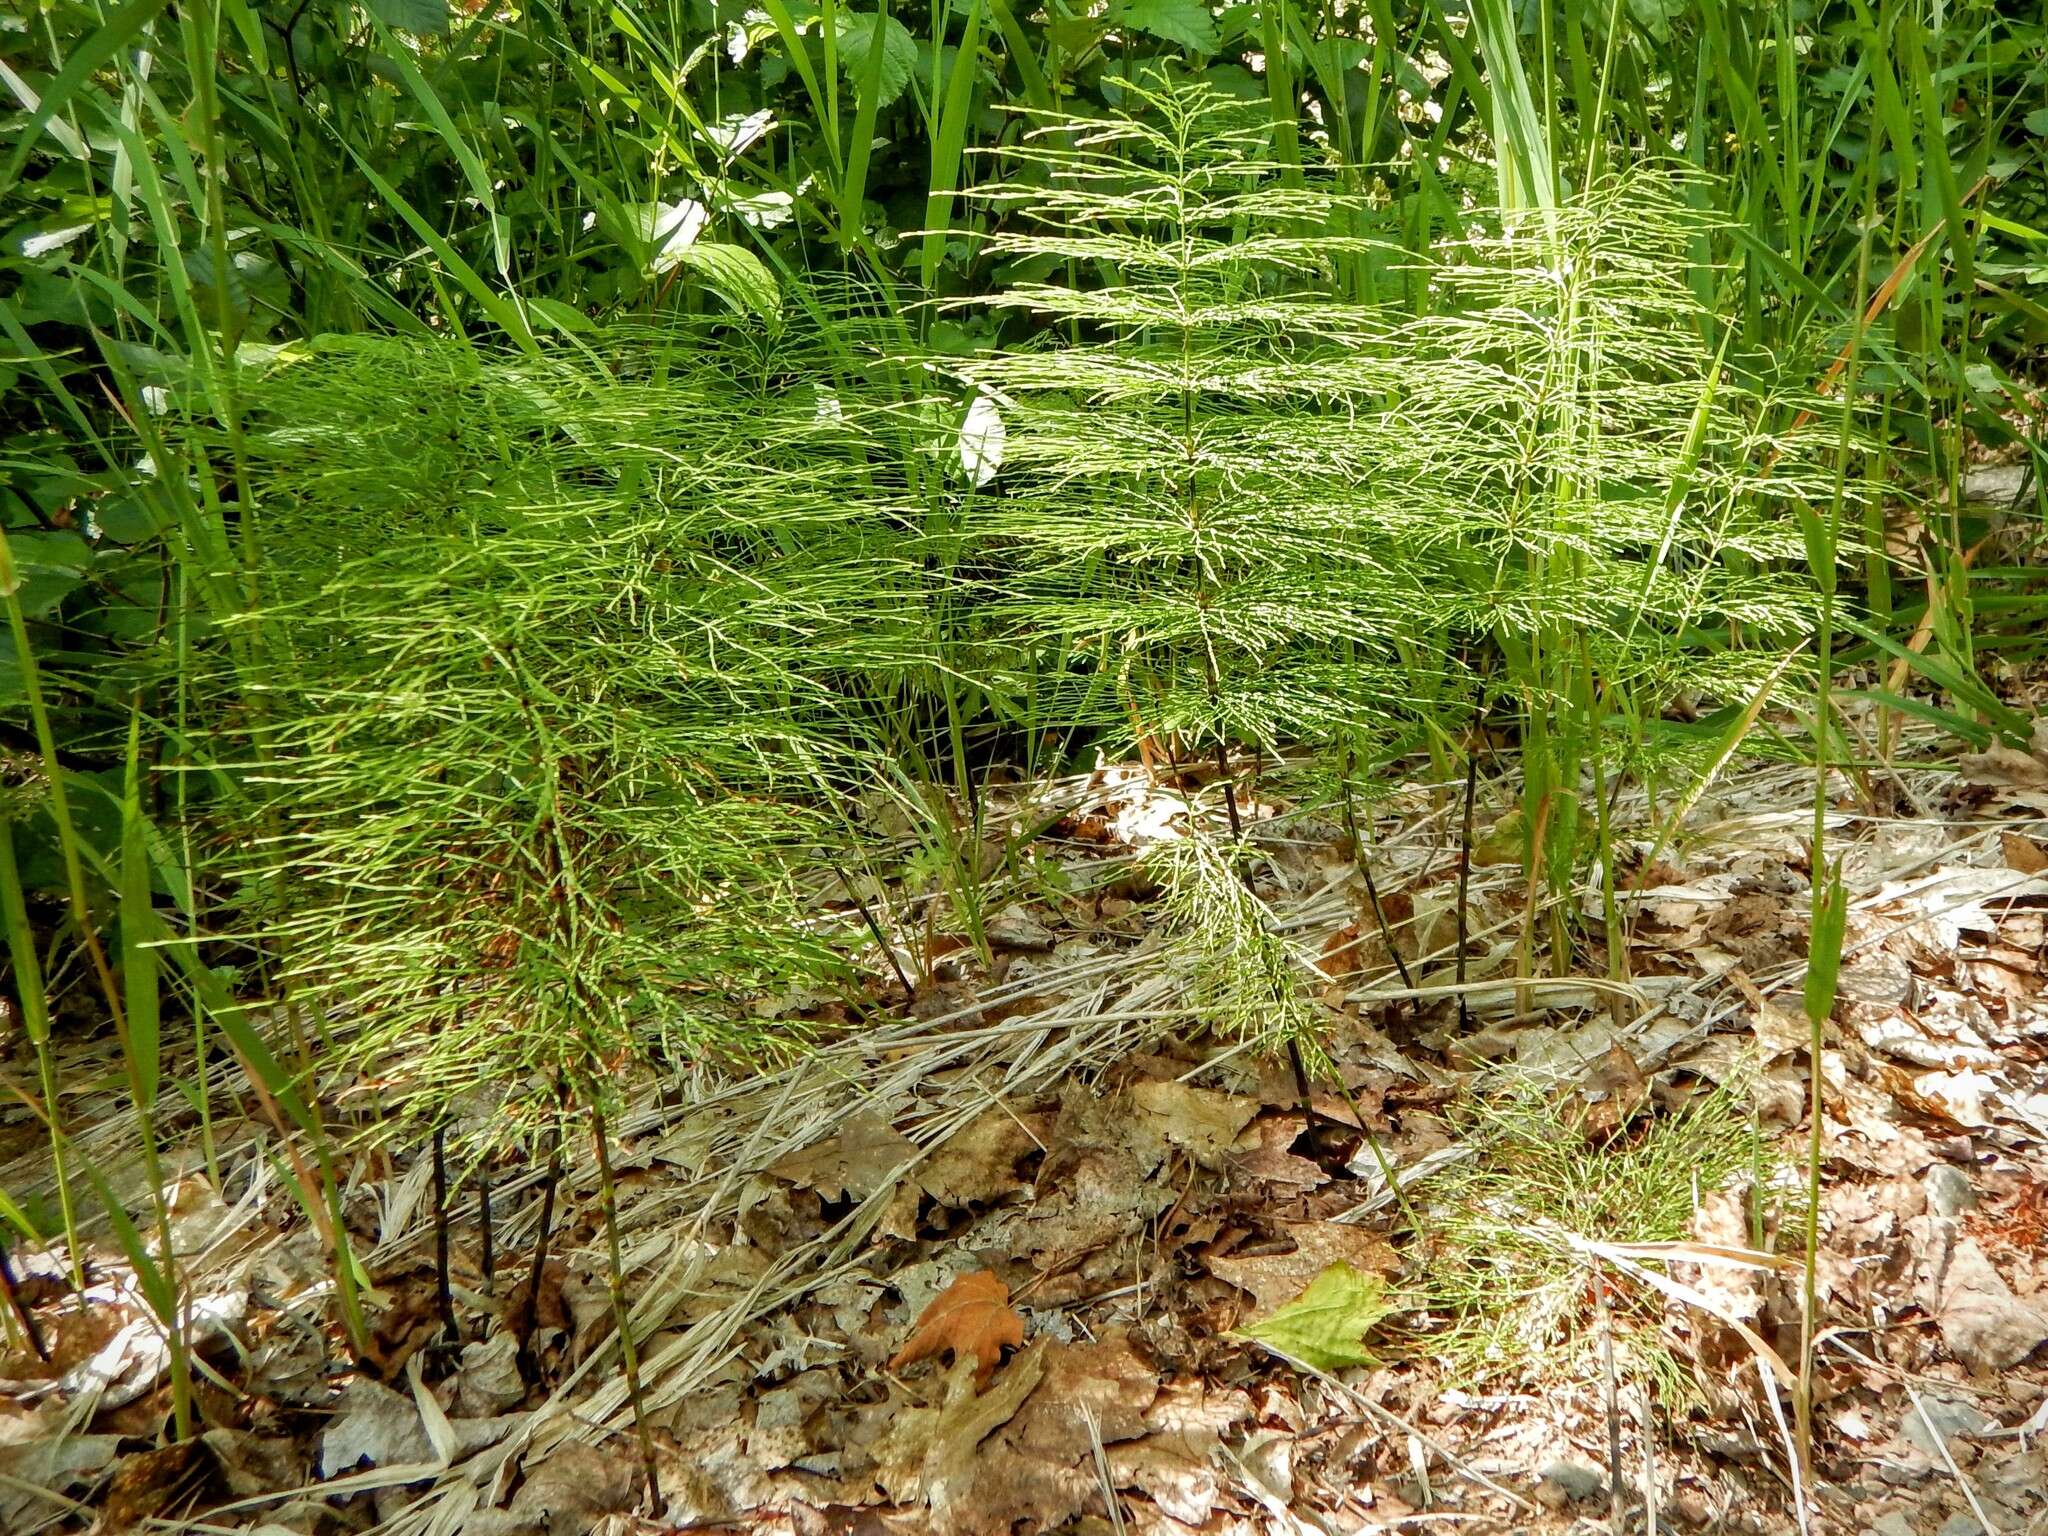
770, 1109, 921, 1205
2001, 830, 2048, 876
100, 1439, 210, 1530
1938, 1239, 2048, 1372
1960, 743, 2048, 792
889, 1270, 1025, 1387
872, 1343, 1049, 1513
1129, 1079, 1259, 1170
918, 1106, 1046, 1209
1573, 1041, 1651, 1141
1316, 921, 1363, 977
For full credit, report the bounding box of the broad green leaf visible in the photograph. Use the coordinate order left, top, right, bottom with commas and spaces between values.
86, 1166, 177, 1324
1625, 0, 1687, 44
121, 729, 160, 1114
527, 296, 596, 334
2, 529, 91, 619
1804, 857, 1848, 1030
1234, 1262, 1396, 1372
363, 0, 447, 34
834, 10, 919, 108
617, 198, 710, 275
1114, 0, 1221, 55
671, 242, 781, 319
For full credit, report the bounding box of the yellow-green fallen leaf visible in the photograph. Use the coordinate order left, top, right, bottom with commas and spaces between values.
1232, 1261, 1396, 1371
1472, 808, 1525, 867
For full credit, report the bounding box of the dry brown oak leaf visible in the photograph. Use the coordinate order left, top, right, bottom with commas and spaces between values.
889, 1270, 1026, 1388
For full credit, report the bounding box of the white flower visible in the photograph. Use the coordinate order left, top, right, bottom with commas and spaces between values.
957, 395, 1004, 487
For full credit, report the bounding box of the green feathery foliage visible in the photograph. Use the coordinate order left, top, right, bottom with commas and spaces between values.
1152, 829, 1320, 1053
943, 75, 1450, 766
1397, 170, 1848, 716
944, 78, 1850, 812
212, 325, 944, 1147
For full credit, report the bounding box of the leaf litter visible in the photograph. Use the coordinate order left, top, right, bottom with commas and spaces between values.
4, 715, 2048, 1534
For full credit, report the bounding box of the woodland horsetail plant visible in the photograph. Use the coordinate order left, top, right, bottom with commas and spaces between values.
944, 76, 1853, 1012
2, 0, 2026, 1501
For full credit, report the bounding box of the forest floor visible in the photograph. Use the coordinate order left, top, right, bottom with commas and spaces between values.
5, 709, 2048, 1536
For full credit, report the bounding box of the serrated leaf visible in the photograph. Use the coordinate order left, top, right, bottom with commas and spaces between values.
363, 0, 447, 34
1113, 0, 1220, 55
671, 242, 781, 319
835, 10, 919, 108
1233, 1261, 1395, 1372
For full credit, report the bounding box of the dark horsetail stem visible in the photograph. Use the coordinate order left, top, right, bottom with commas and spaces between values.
831, 858, 915, 1002
589, 1099, 661, 1507
1341, 776, 1417, 997
1456, 727, 1480, 1035
1217, 744, 1243, 840
516, 1106, 567, 1379
431, 1121, 458, 1345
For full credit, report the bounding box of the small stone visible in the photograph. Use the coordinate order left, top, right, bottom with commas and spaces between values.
985, 904, 1056, 951
1939, 1240, 2048, 1371
1937, 1514, 1986, 1536
1925, 1163, 1977, 1218
1538, 1461, 1605, 1503
1866, 1515, 1915, 1536
1901, 1394, 1996, 1459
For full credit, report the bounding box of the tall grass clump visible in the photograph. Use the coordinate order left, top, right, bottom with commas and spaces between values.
182, 323, 954, 1432
1392, 168, 1856, 984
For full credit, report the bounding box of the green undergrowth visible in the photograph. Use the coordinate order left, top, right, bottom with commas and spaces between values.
1411, 1067, 1766, 1400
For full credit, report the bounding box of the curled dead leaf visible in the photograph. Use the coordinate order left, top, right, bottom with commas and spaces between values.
888, 1269, 1025, 1388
